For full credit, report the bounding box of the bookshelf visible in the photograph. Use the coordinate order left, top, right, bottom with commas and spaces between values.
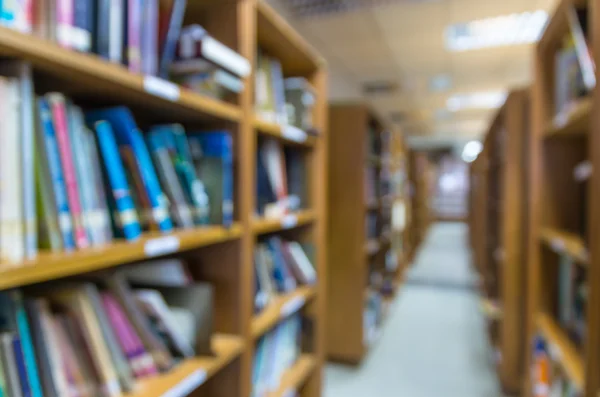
468, 89, 530, 394
524, 0, 600, 396
407, 150, 433, 261
326, 103, 408, 364
0, 2, 328, 397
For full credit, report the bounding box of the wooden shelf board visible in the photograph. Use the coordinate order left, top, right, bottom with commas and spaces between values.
253, 117, 317, 147
544, 98, 592, 138
252, 210, 316, 235
266, 354, 316, 397
252, 285, 316, 339
0, 224, 243, 290
128, 334, 244, 397
539, 227, 589, 265
0, 26, 241, 123
256, 1, 324, 76
537, 313, 584, 390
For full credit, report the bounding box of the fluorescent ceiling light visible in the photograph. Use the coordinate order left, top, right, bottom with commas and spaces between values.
462, 140, 483, 163
429, 74, 452, 92
445, 10, 549, 52
447, 91, 507, 111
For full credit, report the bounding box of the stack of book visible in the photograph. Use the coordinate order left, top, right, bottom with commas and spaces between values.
531, 335, 579, 396
257, 139, 307, 217
1, 0, 250, 96
554, 6, 595, 123
558, 255, 587, 347
0, 60, 234, 263
252, 314, 302, 397
170, 24, 251, 100
255, 50, 317, 133
254, 237, 316, 312
0, 259, 213, 397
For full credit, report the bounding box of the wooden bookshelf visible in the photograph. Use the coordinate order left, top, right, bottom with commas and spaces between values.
326, 103, 408, 364
0, 2, 329, 397
468, 89, 530, 394
524, 1, 600, 396
407, 150, 433, 260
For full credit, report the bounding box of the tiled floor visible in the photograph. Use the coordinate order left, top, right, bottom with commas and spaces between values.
324, 223, 505, 397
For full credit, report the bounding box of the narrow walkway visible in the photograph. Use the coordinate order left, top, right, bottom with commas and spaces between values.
324, 223, 504, 397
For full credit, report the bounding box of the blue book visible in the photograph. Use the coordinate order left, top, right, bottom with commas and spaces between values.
266, 237, 296, 293
153, 125, 210, 225
86, 107, 173, 232
37, 98, 75, 251
188, 132, 234, 227
91, 121, 142, 241
9, 293, 42, 397
11, 337, 29, 397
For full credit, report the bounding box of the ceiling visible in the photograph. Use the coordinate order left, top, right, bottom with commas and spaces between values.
266, 0, 557, 147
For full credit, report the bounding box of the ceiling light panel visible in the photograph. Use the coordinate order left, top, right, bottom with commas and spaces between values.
445, 10, 549, 52
447, 91, 507, 111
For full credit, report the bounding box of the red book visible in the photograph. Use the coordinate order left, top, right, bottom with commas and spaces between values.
47, 93, 89, 249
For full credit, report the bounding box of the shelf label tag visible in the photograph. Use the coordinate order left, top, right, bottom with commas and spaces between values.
161, 369, 207, 397
550, 238, 564, 253
144, 236, 180, 257
281, 214, 298, 229
282, 125, 307, 143
144, 76, 180, 101
280, 295, 305, 317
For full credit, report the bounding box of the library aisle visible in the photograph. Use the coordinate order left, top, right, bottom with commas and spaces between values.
324, 223, 504, 397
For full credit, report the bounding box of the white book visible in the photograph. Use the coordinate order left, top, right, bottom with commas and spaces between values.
260, 140, 288, 212
125, 258, 192, 286
0, 62, 37, 259
0, 78, 25, 263
109, 0, 124, 63
288, 242, 317, 284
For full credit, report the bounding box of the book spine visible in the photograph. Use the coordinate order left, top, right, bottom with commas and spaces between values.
55, 0, 73, 48
16, 0, 33, 32
0, 79, 25, 263
141, 0, 158, 75
93, 0, 110, 58
158, 0, 187, 78
197, 36, 251, 78
47, 93, 89, 249
221, 134, 234, 227
12, 338, 30, 397
37, 98, 75, 251
126, 0, 141, 73
19, 64, 37, 259
0, 0, 16, 27
11, 293, 43, 397
109, 0, 124, 63
72, 0, 91, 52
92, 121, 141, 241
1, 334, 22, 397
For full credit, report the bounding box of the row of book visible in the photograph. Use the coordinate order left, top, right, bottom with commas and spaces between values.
0, 259, 213, 397
257, 139, 307, 218
531, 335, 580, 397
1, 60, 234, 263
255, 50, 316, 133
254, 237, 316, 313
554, 6, 595, 124
557, 255, 586, 347
252, 314, 302, 397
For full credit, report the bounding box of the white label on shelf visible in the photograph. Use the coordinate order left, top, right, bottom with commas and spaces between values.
280, 296, 306, 317
281, 214, 298, 229
144, 76, 180, 101
550, 238, 564, 253
282, 125, 307, 143
161, 369, 207, 397
144, 236, 180, 257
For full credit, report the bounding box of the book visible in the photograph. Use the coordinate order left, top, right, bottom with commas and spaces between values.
158, 0, 187, 78
124, 0, 142, 73
93, 0, 111, 58
266, 237, 297, 293
103, 271, 173, 371
284, 148, 306, 211
175, 24, 251, 78
283, 242, 317, 285
256, 145, 277, 216
124, 259, 193, 287
259, 139, 288, 216
188, 132, 234, 226
90, 120, 142, 241
55, 0, 73, 48
566, 6, 595, 91
0, 77, 25, 263
109, 0, 124, 63
72, 0, 92, 52
0, 333, 21, 397
270, 57, 287, 125
47, 93, 89, 249
141, 0, 159, 75
146, 129, 194, 229
171, 68, 244, 100
284, 77, 316, 132
255, 50, 276, 123
0, 62, 37, 259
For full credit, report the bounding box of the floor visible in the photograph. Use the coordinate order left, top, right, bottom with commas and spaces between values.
324, 222, 504, 397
